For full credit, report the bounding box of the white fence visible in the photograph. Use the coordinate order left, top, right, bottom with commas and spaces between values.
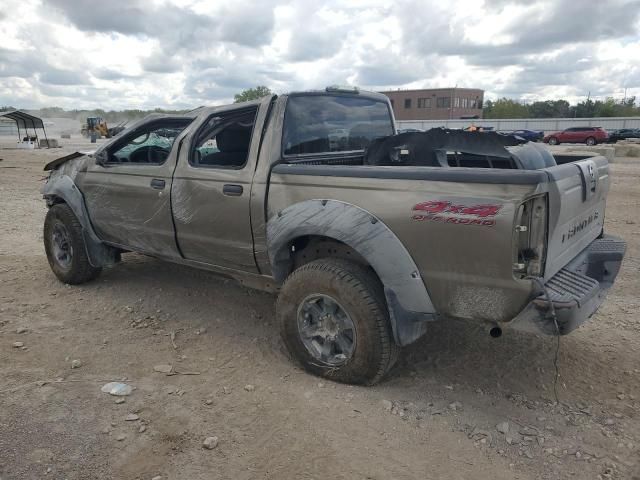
397, 116, 640, 133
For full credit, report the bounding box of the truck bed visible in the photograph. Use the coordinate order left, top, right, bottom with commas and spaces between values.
268, 141, 610, 326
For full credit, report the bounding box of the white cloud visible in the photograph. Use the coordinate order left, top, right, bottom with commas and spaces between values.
0, 0, 638, 109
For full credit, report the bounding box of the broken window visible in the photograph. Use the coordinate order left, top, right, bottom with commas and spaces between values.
108, 119, 192, 165
191, 108, 257, 169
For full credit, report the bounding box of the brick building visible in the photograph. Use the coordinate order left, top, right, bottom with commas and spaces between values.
380, 88, 484, 121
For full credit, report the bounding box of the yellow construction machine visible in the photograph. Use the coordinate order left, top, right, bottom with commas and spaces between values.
81, 117, 110, 138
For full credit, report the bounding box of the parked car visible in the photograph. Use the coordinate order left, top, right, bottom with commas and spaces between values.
607, 128, 640, 143
543, 127, 608, 146
41, 88, 625, 385
500, 129, 544, 142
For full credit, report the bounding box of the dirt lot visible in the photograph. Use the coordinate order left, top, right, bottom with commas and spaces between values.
1, 139, 639, 480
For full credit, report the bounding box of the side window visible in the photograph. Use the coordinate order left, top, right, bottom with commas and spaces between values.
191, 108, 257, 169
109, 120, 191, 165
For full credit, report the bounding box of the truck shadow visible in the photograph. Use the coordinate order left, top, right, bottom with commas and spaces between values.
99, 254, 616, 401
397, 316, 610, 403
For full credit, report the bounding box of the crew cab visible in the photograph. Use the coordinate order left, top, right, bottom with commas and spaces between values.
543, 126, 608, 146
42, 88, 626, 384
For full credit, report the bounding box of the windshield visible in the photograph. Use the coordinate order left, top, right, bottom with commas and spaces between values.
283, 94, 394, 155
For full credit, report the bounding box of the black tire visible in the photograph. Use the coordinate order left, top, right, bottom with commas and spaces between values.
277, 258, 398, 385
44, 203, 102, 284
585, 136, 596, 146
548, 136, 559, 145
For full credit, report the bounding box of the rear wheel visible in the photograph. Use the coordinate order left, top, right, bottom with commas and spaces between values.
548, 136, 559, 145
44, 204, 102, 284
277, 258, 397, 385
585, 136, 596, 146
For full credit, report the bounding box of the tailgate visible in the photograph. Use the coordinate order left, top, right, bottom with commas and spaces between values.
543, 156, 609, 279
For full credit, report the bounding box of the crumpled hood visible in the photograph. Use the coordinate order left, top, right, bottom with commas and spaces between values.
44, 151, 94, 171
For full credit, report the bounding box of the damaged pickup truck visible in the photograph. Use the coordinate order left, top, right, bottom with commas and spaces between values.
42, 87, 626, 385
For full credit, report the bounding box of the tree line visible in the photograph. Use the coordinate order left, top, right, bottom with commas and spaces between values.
483, 97, 639, 119
0, 85, 273, 122
0, 106, 191, 123
3, 87, 638, 121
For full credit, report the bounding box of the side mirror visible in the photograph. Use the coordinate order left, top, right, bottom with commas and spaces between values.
95, 150, 108, 166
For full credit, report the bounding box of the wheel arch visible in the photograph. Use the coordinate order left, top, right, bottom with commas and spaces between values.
42, 174, 118, 267
267, 199, 437, 346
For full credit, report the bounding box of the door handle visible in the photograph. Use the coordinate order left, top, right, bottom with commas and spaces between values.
150, 178, 165, 190
223, 184, 243, 196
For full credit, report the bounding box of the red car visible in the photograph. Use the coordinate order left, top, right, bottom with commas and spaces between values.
543, 127, 608, 146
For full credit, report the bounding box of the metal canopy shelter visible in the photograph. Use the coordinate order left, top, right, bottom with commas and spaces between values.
0, 110, 50, 148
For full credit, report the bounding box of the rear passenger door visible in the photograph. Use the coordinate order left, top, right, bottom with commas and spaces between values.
573, 128, 590, 142
172, 104, 263, 272
562, 128, 578, 142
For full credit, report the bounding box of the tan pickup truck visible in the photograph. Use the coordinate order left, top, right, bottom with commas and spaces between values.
42, 87, 626, 384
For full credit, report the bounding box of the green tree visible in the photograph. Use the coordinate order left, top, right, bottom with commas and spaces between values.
617, 96, 638, 116
529, 100, 571, 118
575, 99, 596, 118
483, 98, 529, 118
234, 86, 272, 103
593, 98, 618, 117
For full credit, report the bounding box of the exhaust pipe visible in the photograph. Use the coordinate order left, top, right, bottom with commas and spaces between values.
486, 323, 503, 338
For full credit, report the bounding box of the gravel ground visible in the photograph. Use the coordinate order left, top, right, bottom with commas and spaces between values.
0, 138, 638, 480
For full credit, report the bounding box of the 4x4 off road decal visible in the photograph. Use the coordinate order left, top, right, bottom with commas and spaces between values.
412, 200, 502, 226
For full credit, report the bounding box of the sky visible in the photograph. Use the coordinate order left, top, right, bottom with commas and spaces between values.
0, 0, 639, 110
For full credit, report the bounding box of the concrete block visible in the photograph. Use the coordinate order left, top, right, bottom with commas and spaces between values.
614, 143, 640, 158
565, 146, 615, 162
40, 138, 59, 148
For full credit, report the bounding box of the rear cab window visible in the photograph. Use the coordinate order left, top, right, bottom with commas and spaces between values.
282, 94, 394, 157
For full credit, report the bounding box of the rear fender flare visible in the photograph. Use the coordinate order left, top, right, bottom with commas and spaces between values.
42, 174, 118, 267
267, 199, 436, 346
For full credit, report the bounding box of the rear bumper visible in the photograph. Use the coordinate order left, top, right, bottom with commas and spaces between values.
508, 234, 626, 335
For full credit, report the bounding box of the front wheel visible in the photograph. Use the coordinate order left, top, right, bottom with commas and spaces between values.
548, 136, 559, 145
585, 136, 596, 146
277, 258, 398, 385
44, 203, 102, 284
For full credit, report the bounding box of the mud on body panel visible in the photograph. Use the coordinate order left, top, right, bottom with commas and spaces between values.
266, 199, 436, 346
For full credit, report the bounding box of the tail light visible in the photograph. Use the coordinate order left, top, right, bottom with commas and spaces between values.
513, 195, 548, 278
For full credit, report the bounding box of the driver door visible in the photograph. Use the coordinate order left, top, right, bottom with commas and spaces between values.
82, 117, 192, 257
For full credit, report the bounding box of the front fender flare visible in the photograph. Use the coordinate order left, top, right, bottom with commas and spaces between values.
42, 174, 118, 267
267, 199, 436, 346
